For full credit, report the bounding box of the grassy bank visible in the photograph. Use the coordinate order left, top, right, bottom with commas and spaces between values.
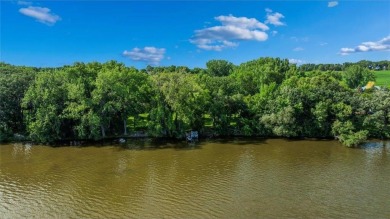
375, 70, 390, 87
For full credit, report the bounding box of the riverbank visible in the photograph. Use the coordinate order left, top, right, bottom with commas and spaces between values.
3, 132, 388, 149
2, 60, 389, 148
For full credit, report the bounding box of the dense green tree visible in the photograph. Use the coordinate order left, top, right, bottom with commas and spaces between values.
1, 58, 387, 147
259, 74, 353, 138
343, 65, 375, 89
199, 75, 245, 135
299, 61, 389, 72
22, 61, 151, 141
361, 89, 390, 138
22, 70, 68, 143
231, 57, 296, 96
60, 62, 102, 140
149, 72, 209, 137
0, 63, 36, 141
92, 62, 150, 136
206, 60, 234, 77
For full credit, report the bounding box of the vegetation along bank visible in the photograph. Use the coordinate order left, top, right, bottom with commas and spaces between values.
1, 58, 389, 147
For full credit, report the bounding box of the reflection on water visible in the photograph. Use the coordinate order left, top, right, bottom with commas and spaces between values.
1, 139, 389, 218
11, 143, 32, 159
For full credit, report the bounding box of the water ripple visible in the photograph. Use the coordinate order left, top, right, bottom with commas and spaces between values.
1, 140, 389, 218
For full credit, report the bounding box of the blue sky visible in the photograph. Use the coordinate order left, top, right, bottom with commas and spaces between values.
1, 0, 389, 68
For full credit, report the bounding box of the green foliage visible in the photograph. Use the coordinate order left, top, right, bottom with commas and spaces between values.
299, 60, 389, 71
331, 120, 368, 147
22, 70, 68, 143
60, 62, 102, 139
339, 131, 369, 147
21, 61, 151, 142
1, 58, 389, 147
148, 72, 209, 137
361, 90, 390, 138
206, 60, 234, 77
199, 75, 244, 135
258, 74, 353, 138
343, 65, 375, 89
231, 57, 296, 96
0, 63, 36, 141
92, 62, 150, 136
261, 106, 300, 137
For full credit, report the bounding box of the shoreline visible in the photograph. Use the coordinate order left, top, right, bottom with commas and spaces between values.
2, 134, 388, 148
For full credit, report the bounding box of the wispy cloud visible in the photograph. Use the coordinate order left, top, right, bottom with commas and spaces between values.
265, 8, 286, 26
328, 1, 339, 7
320, 42, 328, 46
272, 31, 278, 36
290, 36, 309, 42
19, 6, 61, 25
190, 14, 269, 51
340, 35, 390, 55
293, 47, 304, 51
123, 47, 166, 65
17, 1, 32, 6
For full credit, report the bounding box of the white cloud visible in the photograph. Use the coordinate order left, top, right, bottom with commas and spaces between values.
265, 9, 286, 26
190, 14, 269, 51
19, 6, 61, 25
272, 31, 278, 36
340, 48, 355, 55
123, 47, 166, 65
340, 35, 390, 55
215, 15, 269, 31
289, 59, 304, 64
293, 47, 304, 51
17, 1, 32, 6
320, 42, 328, 46
328, 1, 339, 7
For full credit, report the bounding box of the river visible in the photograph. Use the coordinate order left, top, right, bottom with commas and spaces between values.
1, 139, 389, 218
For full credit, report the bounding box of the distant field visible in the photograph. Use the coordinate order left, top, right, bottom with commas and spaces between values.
375, 70, 390, 87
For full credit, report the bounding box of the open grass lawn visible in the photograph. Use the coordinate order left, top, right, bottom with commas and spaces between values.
127, 113, 149, 131
127, 113, 238, 133
375, 70, 390, 87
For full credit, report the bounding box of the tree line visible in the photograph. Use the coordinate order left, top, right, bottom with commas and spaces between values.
298, 60, 390, 72
0, 58, 389, 147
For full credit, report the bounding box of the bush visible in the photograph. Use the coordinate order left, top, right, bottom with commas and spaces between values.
338, 130, 368, 147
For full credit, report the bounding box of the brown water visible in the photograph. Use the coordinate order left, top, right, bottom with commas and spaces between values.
1, 139, 389, 218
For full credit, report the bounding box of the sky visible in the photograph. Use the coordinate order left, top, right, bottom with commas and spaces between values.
1, 0, 390, 68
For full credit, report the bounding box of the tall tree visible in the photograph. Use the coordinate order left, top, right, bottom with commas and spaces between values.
199, 75, 245, 135
231, 57, 296, 96
22, 70, 68, 143
92, 61, 150, 136
149, 72, 209, 137
206, 60, 234, 77
61, 62, 102, 140
342, 65, 375, 89
0, 63, 35, 141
